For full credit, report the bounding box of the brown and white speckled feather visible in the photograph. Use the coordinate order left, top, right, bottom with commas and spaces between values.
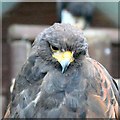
4, 23, 119, 119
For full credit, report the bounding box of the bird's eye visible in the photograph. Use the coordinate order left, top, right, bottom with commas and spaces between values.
74, 52, 80, 59
74, 50, 86, 58
50, 45, 59, 51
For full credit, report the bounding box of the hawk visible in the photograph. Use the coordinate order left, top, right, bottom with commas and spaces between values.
4, 23, 119, 119
61, 2, 94, 29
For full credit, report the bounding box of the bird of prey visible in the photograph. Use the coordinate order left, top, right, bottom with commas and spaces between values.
60, 2, 94, 29
4, 23, 119, 119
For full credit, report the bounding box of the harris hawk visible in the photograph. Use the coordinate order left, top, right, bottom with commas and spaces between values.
4, 23, 119, 119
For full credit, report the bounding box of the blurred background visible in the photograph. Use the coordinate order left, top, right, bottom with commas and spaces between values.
1, 1, 120, 118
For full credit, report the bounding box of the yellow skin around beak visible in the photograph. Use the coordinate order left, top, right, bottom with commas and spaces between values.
52, 51, 74, 73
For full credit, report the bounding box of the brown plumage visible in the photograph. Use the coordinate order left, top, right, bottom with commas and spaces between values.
4, 23, 119, 119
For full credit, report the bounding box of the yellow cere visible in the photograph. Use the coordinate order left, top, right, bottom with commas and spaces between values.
52, 51, 74, 63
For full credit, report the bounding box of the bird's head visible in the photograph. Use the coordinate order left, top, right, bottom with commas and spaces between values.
32, 23, 88, 73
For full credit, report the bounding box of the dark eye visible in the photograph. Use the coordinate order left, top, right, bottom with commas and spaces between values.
74, 50, 86, 58
74, 52, 80, 58
50, 45, 59, 51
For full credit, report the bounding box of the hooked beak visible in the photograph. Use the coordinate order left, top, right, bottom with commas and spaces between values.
52, 51, 74, 73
